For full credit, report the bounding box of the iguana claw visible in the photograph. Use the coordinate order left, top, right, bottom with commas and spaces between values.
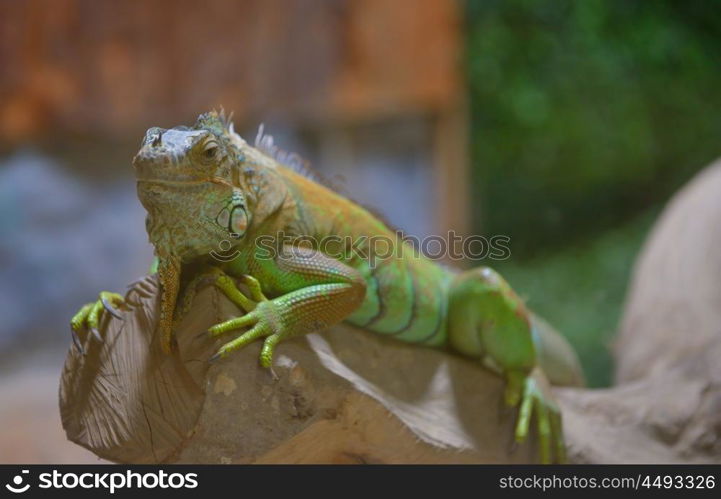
71, 328, 84, 354
101, 295, 124, 319
90, 327, 103, 342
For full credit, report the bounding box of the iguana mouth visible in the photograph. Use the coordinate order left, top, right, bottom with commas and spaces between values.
135, 177, 232, 188
136, 177, 208, 186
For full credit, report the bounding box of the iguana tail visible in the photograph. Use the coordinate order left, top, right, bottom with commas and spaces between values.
530, 313, 585, 387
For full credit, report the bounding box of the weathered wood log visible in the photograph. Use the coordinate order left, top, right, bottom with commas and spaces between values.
60, 276, 539, 464
59, 161, 721, 464
616, 159, 721, 384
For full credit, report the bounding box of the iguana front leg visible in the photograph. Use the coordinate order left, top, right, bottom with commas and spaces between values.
70, 256, 181, 354
157, 256, 181, 354
205, 245, 367, 367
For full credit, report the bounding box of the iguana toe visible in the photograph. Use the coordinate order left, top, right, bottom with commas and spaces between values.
511, 367, 566, 464
69, 291, 127, 350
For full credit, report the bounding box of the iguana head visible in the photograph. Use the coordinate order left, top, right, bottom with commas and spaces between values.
133, 110, 287, 261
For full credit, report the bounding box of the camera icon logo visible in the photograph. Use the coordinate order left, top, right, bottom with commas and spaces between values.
5, 470, 30, 494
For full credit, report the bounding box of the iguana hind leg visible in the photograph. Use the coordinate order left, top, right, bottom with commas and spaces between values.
447, 266, 568, 464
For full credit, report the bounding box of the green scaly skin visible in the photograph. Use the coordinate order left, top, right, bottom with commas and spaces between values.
71, 111, 584, 463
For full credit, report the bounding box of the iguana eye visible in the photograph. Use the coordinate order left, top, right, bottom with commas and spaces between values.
203, 140, 219, 160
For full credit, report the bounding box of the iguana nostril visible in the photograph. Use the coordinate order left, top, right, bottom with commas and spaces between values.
143, 127, 165, 147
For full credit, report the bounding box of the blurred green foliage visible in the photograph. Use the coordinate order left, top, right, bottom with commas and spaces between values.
466, 0, 721, 254
465, 1, 721, 385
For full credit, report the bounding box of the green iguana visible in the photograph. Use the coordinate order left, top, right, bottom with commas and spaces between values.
71, 111, 583, 463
